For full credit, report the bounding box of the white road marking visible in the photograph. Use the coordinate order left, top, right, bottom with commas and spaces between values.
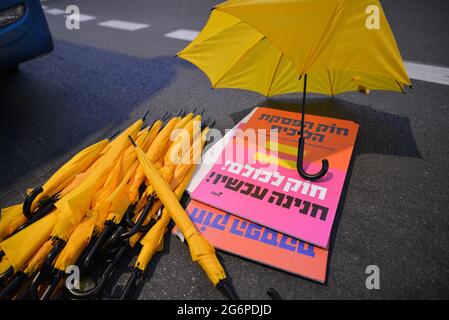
73, 14, 96, 22
165, 29, 199, 41
404, 62, 449, 86
41, 5, 48, 10
45, 8, 65, 15
98, 20, 149, 31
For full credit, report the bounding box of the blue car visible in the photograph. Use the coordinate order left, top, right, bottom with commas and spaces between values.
0, 0, 53, 71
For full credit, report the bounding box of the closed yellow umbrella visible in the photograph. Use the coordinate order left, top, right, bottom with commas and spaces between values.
0, 211, 58, 276
163, 112, 194, 164
54, 126, 153, 273
130, 135, 237, 298
53, 153, 127, 273
178, 0, 411, 181
126, 115, 202, 247
52, 119, 142, 242
0, 239, 54, 299
0, 120, 143, 290
10, 120, 145, 299
137, 127, 209, 269
23, 139, 109, 217
0, 139, 109, 242
71, 119, 167, 272
119, 127, 210, 299
128, 117, 180, 204
0, 205, 26, 242
164, 115, 202, 168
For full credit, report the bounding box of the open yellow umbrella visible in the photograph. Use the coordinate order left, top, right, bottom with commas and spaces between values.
178, 0, 411, 181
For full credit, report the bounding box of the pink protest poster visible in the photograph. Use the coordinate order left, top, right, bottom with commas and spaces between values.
174, 200, 328, 283
191, 107, 358, 248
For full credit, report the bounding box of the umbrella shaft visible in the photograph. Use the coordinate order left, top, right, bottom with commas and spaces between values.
300, 74, 308, 140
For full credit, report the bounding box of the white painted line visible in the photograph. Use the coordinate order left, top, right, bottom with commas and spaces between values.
70, 14, 96, 22
98, 20, 149, 31
405, 61, 449, 86
165, 29, 199, 41
41, 5, 48, 10
45, 8, 65, 15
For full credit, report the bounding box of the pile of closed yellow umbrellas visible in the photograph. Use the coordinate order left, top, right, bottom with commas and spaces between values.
0, 111, 237, 300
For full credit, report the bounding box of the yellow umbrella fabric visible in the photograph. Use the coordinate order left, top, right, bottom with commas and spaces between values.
178, 0, 411, 96
0, 212, 58, 273
132, 137, 226, 286
29, 139, 109, 212
0, 205, 26, 242
127, 117, 180, 203
52, 119, 142, 241
0, 140, 109, 241
135, 128, 208, 272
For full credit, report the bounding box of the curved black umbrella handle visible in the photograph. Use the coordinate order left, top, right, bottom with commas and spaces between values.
22, 186, 43, 218
296, 137, 329, 181
66, 246, 127, 299
295, 74, 329, 181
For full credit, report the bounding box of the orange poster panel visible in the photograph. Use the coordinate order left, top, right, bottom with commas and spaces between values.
176, 200, 329, 283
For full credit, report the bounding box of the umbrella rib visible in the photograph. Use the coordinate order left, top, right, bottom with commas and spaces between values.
395, 80, 406, 94
327, 70, 334, 97
266, 51, 283, 97
212, 36, 265, 88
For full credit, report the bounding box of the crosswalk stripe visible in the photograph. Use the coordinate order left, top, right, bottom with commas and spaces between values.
98, 20, 149, 31
165, 29, 199, 41
77, 14, 96, 22
404, 62, 449, 86
45, 8, 65, 15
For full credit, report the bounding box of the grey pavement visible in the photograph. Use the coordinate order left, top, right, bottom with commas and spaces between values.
0, 0, 448, 299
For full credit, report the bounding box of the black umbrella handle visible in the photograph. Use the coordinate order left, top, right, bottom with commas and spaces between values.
297, 137, 329, 181
22, 186, 44, 218
296, 74, 329, 181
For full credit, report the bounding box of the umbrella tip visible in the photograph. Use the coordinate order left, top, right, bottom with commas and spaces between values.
128, 135, 137, 147
161, 111, 171, 122
267, 287, 283, 300
217, 279, 239, 300
142, 109, 150, 121
109, 129, 121, 140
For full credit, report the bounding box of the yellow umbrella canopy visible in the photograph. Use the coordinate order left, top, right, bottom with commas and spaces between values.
179, 0, 410, 95
178, 0, 411, 181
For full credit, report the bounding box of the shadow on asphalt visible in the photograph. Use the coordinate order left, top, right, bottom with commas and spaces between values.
231, 98, 421, 159
0, 40, 182, 193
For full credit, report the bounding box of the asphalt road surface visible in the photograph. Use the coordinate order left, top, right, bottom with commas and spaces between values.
1, 0, 448, 299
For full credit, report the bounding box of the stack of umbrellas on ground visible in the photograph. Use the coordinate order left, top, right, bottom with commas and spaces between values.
0, 111, 238, 300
